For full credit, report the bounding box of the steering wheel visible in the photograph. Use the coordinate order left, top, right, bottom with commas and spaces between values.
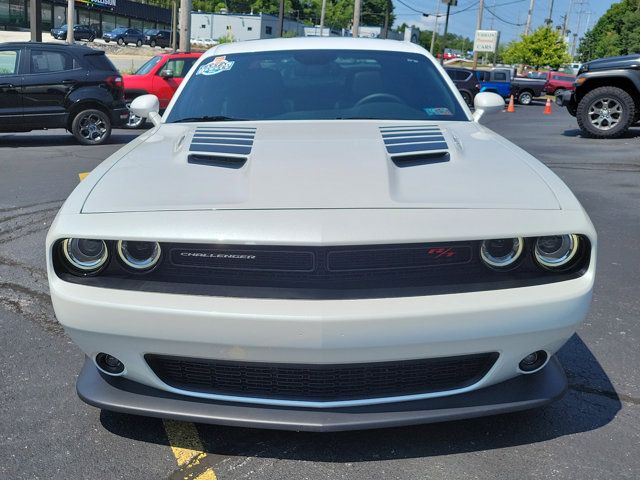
354, 93, 405, 108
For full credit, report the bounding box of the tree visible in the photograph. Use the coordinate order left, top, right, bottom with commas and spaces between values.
502, 26, 571, 69
578, 0, 640, 62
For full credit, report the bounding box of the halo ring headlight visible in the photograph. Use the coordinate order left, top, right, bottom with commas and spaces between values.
116, 240, 161, 271
480, 237, 524, 269
62, 238, 109, 273
535, 234, 580, 269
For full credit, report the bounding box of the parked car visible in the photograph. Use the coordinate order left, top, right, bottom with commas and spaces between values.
103, 28, 144, 47
445, 67, 480, 106
0, 42, 128, 144
543, 72, 576, 97
477, 68, 546, 105
50, 24, 96, 42
122, 52, 201, 128
47, 38, 596, 432
557, 54, 640, 138
144, 29, 177, 48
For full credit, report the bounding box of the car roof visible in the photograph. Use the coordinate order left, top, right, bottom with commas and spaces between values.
203, 37, 427, 60
1, 41, 97, 51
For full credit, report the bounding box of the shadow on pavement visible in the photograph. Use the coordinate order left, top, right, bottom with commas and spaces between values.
0, 131, 141, 148
99, 335, 621, 462
562, 127, 640, 138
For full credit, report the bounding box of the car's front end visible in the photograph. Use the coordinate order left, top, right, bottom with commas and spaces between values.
51, 27, 67, 39
47, 39, 596, 431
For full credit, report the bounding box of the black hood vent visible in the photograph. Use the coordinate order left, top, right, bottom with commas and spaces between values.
189, 126, 256, 156
380, 125, 448, 156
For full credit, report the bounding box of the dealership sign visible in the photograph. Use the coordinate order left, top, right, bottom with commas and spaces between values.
77, 0, 116, 9
473, 30, 500, 53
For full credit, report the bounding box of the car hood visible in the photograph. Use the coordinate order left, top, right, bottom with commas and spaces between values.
81, 121, 561, 213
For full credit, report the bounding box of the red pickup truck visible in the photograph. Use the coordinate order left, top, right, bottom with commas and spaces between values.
123, 52, 202, 128
543, 72, 576, 97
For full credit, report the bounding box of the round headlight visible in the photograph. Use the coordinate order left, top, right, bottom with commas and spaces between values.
480, 237, 524, 269
534, 234, 579, 269
116, 240, 161, 271
62, 238, 108, 273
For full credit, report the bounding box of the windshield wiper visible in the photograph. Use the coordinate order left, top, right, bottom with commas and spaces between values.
171, 115, 247, 123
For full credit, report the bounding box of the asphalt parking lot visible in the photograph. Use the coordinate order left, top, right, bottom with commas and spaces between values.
1, 102, 639, 479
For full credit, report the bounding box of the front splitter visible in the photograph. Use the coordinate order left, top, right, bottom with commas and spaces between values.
77, 357, 567, 432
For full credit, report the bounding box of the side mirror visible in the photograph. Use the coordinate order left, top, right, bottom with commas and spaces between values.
160, 69, 174, 78
472, 92, 505, 121
130, 94, 161, 126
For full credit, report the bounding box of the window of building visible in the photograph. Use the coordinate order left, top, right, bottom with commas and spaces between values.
0, 50, 20, 75
102, 13, 116, 33
30, 50, 76, 74
53, 4, 66, 27
265, 25, 272, 35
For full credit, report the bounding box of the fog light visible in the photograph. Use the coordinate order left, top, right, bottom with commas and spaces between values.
95, 352, 125, 375
518, 350, 548, 373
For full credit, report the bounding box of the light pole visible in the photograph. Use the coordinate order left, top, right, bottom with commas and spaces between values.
66, 0, 74, 44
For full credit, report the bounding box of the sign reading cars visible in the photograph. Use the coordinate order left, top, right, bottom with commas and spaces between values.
76, 0, 116, 9
473, 30, 500, 53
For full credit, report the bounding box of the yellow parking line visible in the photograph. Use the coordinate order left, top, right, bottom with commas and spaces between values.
163, 419, 217, 479
78, 172, 90, 181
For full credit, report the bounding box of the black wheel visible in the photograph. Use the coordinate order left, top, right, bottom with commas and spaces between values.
517, 90, 533, 105
150, 40, 156, 48
136, 39, 142, 47
104, 39, 110, 43
576, 86, 636, 139
117, 38, 124, 46
71, 109, 112, 145
460, 91, 472, 107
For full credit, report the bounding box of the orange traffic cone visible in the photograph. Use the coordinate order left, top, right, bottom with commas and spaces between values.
544, 97, 552, 115
507, 95, 515, 113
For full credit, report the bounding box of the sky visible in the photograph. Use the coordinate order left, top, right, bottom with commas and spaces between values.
392, 0, 618, 45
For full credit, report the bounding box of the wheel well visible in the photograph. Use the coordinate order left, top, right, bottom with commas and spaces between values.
578, 77, 640, 104
518, 88, 534, 96
66, 102, 109, 130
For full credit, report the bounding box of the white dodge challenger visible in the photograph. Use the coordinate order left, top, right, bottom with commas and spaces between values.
46, 38, 596, 431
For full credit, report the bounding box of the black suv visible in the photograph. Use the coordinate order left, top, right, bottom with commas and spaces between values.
50, 24, 96, 42
444, 67, 480, 107
144, 29, 177, 48
103, 28, 145, 47
0, 42, 129, 145
557, 54, 640, 138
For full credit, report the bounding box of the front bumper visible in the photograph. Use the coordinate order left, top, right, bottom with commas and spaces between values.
556, 91, 577, 116
78, 356, 567, 431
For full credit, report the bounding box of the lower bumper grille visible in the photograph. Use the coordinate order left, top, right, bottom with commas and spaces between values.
145, 353, 499, 402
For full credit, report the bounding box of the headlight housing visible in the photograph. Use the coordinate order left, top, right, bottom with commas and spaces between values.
61, 238, 109, 273
534, 234, 580, 269
116, 240, 162, 271
480, 237, 524, 269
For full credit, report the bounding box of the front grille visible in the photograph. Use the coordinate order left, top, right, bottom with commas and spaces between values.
145, 353, 499, 402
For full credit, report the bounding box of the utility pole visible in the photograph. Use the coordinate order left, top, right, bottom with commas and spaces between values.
545, 0, 554, 24
319, 0, 327, 36
29, 0, 42, 42
352, 0, 362, 37
382, 0, 390, 39
429, 0, 440, 54
472, 0, 484, 70
171, 0, 178, 52
561, 0, 574, 38
440, 1, 452, 65
179, 0, 191, 52
524, 0, 535, 35
66, 0, 74, 43
277, 0, 285, 36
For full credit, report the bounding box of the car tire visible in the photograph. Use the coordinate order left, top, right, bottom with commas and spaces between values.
150, 40, 157, 48
117, 38, 124, 46
136, 39, 142, 47
576, 86, 636, 139
124, 102, 146, 129
460, 91, 473, 107
517, 90, 533, 105
104, 39, 110, 43
71, 109, 112, 146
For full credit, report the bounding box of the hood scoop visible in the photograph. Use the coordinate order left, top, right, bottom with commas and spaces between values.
188, 154, 247, 169
189, 126, 257, 156
380, 125, 449, 158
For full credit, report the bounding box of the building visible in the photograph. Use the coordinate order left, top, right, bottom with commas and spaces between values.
191, 12, 306, 42
1, 0, 171, 35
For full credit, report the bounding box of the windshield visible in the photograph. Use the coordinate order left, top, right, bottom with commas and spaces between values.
135, 55, 163, 75
166, 49, 467, 123
145, 29, 159, 35
111, 27, 126, 34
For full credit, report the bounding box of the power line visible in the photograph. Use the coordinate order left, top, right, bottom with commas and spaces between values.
484, 3, 526, 26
